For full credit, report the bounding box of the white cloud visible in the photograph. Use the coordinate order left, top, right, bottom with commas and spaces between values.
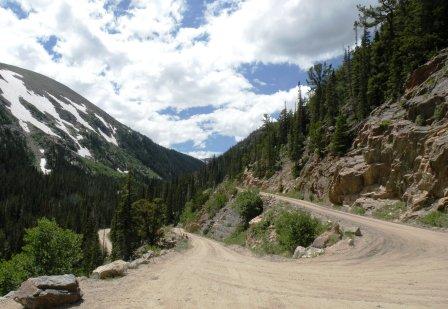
0, 0, 376, 154
187, 150, 221, 160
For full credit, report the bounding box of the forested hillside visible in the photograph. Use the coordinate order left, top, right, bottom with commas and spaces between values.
150, 0, 448, 223
0, 64, 202, 263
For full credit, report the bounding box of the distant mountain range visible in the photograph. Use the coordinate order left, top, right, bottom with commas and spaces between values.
0, 63, 203, 180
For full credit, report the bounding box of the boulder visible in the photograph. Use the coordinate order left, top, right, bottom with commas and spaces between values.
129, 251, 156, 269
434, 197, 448, 211
92, 260, 129, 279
13, 274, 82, 308
249, 215, 263, 226
4, 291, 16, 299
312, 223, 342, 249
347, 238, 355, 246
346, 227, 362, 236
293, 246, 306, 259
142, 251, 155, 261
303, 247, 324, 258
128, 258, 145, 270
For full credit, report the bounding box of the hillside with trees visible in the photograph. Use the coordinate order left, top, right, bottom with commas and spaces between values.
148, 0, 448, 224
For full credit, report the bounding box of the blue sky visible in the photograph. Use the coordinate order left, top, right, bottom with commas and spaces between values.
0, 0, 374, 158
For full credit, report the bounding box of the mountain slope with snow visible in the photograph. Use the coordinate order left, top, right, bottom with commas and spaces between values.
0, 63, 203, 179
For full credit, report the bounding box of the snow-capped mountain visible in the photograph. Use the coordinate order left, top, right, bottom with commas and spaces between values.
0, 63, 203, 179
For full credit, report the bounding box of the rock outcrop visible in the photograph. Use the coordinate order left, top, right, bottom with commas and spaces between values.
13, 274, 82, 308
92, 260, 129, 279
243, 49, 448, 220
329, 50, 448, 216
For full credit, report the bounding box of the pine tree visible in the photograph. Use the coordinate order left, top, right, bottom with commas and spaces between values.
307, 63, 332, 123
331, 115, 350, 155
81, 215, 103, 274
325, 71, 338, 126
278, 104, 289, 145
110, 172, 138, 260
357, 27, 372, 120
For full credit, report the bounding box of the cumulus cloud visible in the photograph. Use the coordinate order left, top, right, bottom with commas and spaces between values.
0, 0, 376, 154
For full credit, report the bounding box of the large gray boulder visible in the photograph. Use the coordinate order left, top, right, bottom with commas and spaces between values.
92, 260, 129, 279
303, 247, 325, 258
13, 274, 82, 308
292, 246, 306, 259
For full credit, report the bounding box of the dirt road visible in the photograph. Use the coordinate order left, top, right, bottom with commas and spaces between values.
77, 192, 448, 308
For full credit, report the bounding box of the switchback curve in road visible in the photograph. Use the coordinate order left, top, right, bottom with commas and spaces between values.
77, 192, 448, 308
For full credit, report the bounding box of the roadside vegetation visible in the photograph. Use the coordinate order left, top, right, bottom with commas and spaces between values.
179, 180, 237, 233
232, 189, 263, 227
246, 207, 325, 256
420, 211, 448, 228
372, 202, 406, 221
0, 218, 93, 295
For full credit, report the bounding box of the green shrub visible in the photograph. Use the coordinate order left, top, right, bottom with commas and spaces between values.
415, 115, 425, 126
22, 218, 83, 275
373, 202, 406, 221
205, 191, 228, 217
420, 211, 448, 228
379, 119, 391, 129
434, 104, 445, 121
204, 181, 237, 217
0, 253, 32, 296
274, 210, 323, 253
0, 218, 83, 296
179, 201, 199, 226
233, 190, 263, 225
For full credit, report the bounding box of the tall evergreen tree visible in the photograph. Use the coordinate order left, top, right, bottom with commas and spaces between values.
331, 115, 350, 155
110, 172, 138, 260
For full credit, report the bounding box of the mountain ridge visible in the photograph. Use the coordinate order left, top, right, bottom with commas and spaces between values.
0, 63, 203, 180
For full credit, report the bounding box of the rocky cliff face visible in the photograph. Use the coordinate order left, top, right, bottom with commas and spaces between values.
244, 49, 448, 219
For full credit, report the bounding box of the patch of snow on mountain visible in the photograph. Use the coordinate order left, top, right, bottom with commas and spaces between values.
40, 157, 51, 175
0, 69, 119, 155
48, 94, 95, 131
0, 70, 58, 137
63, 96, 87, 113
95, 114, 109, 127
78, 146, 91, 158
95, 114, 118, 146
99, 129, 118, 146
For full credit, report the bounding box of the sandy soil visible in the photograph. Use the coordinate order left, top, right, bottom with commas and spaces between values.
3, 193, 448, 308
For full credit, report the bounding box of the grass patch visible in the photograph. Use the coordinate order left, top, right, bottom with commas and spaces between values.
379, 119, 391, 129
373, 202, 406, 221
352, 206, 366, 215
420, 211, 448, 228
223, 226, 247, 246
284, 190, 304, 200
